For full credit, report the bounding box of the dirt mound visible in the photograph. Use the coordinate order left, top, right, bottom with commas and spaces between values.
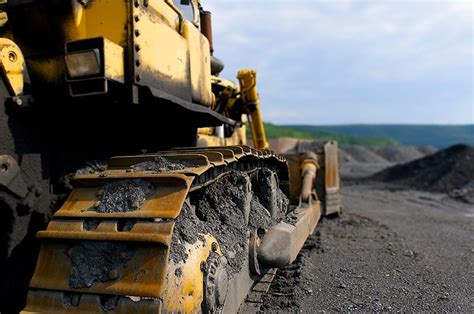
293, 141, 326, 153
268, 137, 301, 154
341, 145, 388, 164
372, 144, 474, 193
369, 146, 424, 164
449, 181, 474, 204
417, 145, 438, 156
338, 148, 354, 163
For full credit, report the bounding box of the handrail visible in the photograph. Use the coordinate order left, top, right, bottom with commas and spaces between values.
164, 0, 184, 34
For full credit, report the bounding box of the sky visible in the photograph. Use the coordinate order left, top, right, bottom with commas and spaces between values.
205, 0, 473, 125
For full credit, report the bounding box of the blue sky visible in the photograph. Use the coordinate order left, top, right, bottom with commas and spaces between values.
206, 0, 473, 125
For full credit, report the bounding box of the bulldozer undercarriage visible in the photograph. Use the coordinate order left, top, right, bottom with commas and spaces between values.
24, 145, 322, 313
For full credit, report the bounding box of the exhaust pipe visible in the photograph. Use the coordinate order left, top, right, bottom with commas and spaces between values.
200, 10, 214, 55
200, 10, 224, 75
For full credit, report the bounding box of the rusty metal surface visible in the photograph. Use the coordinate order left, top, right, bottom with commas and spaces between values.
25, 290, 162, 313
30, 242, 169, 299
324, 141, 340, 191
57, 174, 193, 219
37, 220, 174, 244
284, 153, 304, 205
115, 150, 227, 167
108, 153, 212, 176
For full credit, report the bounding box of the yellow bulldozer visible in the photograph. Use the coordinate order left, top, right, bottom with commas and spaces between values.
0, 1, 341, 312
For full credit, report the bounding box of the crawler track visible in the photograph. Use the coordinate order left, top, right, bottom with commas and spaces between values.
24, 146, 290, 313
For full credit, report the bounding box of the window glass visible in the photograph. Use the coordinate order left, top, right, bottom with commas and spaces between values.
173, 0, 195, 22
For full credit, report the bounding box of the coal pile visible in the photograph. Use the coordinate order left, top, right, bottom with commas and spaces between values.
369, 146, 425, 164
342, 146, 388, 164
285, 139, 438, 179
372, 144, 474, 197
449, 181, 474, 204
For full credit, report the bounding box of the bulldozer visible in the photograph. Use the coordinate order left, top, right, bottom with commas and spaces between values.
0, 0, 341, 312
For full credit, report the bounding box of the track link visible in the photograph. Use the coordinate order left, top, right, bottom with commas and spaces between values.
24, 146, 288, 313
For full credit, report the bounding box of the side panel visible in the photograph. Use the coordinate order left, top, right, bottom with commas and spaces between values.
183, 21, 213, 106
133, 0, 192, 101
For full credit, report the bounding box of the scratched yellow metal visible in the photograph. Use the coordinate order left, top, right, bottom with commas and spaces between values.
162, 234, 222, 313
0, 38, 25, 96
54, 174, 193, 219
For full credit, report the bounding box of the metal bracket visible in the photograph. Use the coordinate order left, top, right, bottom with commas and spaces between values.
0, 155, 28, 198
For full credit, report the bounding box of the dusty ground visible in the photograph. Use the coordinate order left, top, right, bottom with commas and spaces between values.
263, 183, 474, 312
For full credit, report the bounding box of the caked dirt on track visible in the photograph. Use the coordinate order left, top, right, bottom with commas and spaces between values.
263, 183, 474, 312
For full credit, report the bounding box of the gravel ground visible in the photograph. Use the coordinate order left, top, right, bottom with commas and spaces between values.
263, 182, 474, 312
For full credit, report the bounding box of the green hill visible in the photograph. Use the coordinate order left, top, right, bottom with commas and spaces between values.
287, 125, 474, 148
259, 123, 399, 146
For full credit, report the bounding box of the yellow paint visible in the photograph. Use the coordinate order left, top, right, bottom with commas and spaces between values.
102, 38, 125, 83
162, 234, 222, 313
135, 8, 189, 88
66, 1, 128, 46
238, 69, 269, 150
0, 38, 25, 96
183, 21, 213, 106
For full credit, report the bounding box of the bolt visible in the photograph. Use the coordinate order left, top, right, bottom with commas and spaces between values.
136, 74, 141, 82
134, 0, 139, 7
134, 15, 140, 22
135, 29, 141, 37
8, 51, 17, 62
12, 97, 22, 106
144, 0, 149, 7
108, 269, 119, 280
132, 201, 141, 209
135, 44, 141, 52
135, 59, 141, 67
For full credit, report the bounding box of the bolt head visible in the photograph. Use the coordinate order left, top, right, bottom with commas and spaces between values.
108, 269, 119, 280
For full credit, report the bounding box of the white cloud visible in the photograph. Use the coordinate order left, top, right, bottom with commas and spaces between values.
204, 0, 473, 124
